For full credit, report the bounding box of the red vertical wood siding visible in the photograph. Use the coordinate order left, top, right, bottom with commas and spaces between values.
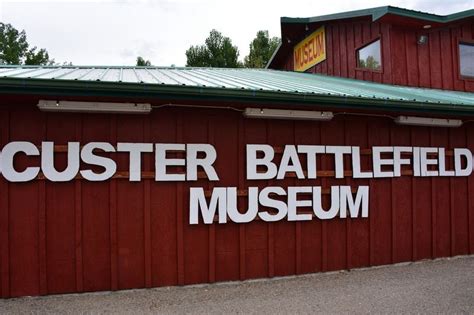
282, 20, 474, 92
0, 101, 473, 297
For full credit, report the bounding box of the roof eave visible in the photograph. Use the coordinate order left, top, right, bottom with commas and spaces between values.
265, 42, 282, 69
280, 6, 474, 25
0, 78, 473, 116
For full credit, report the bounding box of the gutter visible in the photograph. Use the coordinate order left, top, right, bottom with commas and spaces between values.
1, 78, 474, 116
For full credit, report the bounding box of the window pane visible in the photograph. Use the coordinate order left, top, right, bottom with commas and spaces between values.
357, 39, 381, 70
460, 42, 474, 77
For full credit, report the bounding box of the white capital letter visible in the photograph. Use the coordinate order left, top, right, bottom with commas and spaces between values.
117, 143, 153, 182
246, 144, 277, 180
189, 187, 227, 224
340, 186, 369, 218
1, 141, 40, 182
155, 143, 185, 181
80, 142, 117, 181
454, 148, 473, 177
186, 144, 219, 181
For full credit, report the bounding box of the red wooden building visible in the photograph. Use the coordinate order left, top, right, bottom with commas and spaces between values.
267, 6, 474, 92
0, 6, 474, 298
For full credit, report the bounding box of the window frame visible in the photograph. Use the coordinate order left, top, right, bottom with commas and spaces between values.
355, 36, 383, 73
458, 39, 474, 81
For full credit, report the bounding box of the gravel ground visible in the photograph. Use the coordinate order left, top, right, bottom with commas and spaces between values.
1, 255, 473, 314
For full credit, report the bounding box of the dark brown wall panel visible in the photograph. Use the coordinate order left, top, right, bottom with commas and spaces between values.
410, 128, 432, 260
0, 108, 9, 298
295, 121, 323, 274
8, 108, 42, 297
150, 110, 178, 287
1, 102, 474, 297
81, 115, 112, 292
367, 119, 392, 266
390, 124, 413, 263
45, 114, 78, 294
182, 112, 210, 285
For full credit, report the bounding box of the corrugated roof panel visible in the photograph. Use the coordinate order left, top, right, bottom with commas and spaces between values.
181, 69, 243, 88
116, 68, 135, 83
144, 69, 180, 85
208, 69, 295, 91
75, 68, 102, 81
191, 69, 260, 89
0, 67, 26, 75
100, 68, 121, 82
134, 69, 157, 84
166, 69, 209, 86
0, 66, 473, 107
4, 67, 50, 78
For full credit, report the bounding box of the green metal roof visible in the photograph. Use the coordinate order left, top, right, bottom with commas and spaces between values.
281, 6, 474, 24
1, 66, 474, 115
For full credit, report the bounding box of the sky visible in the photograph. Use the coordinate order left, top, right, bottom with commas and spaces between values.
0, 0, 473, 67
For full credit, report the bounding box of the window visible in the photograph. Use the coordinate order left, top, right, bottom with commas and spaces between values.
460, 42, 474, 77
357, 39, 381, 71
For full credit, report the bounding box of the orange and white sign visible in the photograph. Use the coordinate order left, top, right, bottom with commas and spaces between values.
293, 26, 326, 72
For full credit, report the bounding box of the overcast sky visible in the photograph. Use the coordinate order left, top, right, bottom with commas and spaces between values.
1, 0, 472, 66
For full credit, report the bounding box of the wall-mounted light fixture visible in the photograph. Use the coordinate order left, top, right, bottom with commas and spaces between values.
244, 108, 334, 121
37, 100, 152, 114
395, 115, 462, 128
417, 35, 428, 45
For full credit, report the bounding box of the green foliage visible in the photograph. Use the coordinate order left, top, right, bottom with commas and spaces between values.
365, 56, 380, 70
244, 31, 280, 68
25, 47, 53, 65
358, 55, 380, 70
136, 56, 151, 66
0, 22, 53, 65
186, 29, 240, 68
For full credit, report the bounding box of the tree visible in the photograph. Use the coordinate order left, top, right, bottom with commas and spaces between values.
136, 56, 151, 66
186, 29, 240, 68
25, 47, 51, 65
0, 23, 53, 65
244, 31, 280, 68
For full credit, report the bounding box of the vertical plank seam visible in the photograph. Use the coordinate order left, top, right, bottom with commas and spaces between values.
38, 113, 47, 295
321, 123, 327, 271
208, 114, 216, 283
467, 127, 473, 254
415, 30, 421, 87
390, 125, 396, 264
75, 115, 84, 292
427, 30, 433, 88
403, 31, 409, 86
267, 120, 274, 278
110, 116, 118, 290
144, 115, 152, 288
410, 128, 417, 261
75, 182, 83, 292
367, 120, 374, 266
430, 129, 437, 258
294, 121, 302, 275
449, 130, 455, 256
238, 118, 246, 280
176, 114, 185, 285
0, 134, 9, 297
450, 28, 457, 90
0, 180, 9, 298
1, 110, 10, 297
344, 119, 351, 270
